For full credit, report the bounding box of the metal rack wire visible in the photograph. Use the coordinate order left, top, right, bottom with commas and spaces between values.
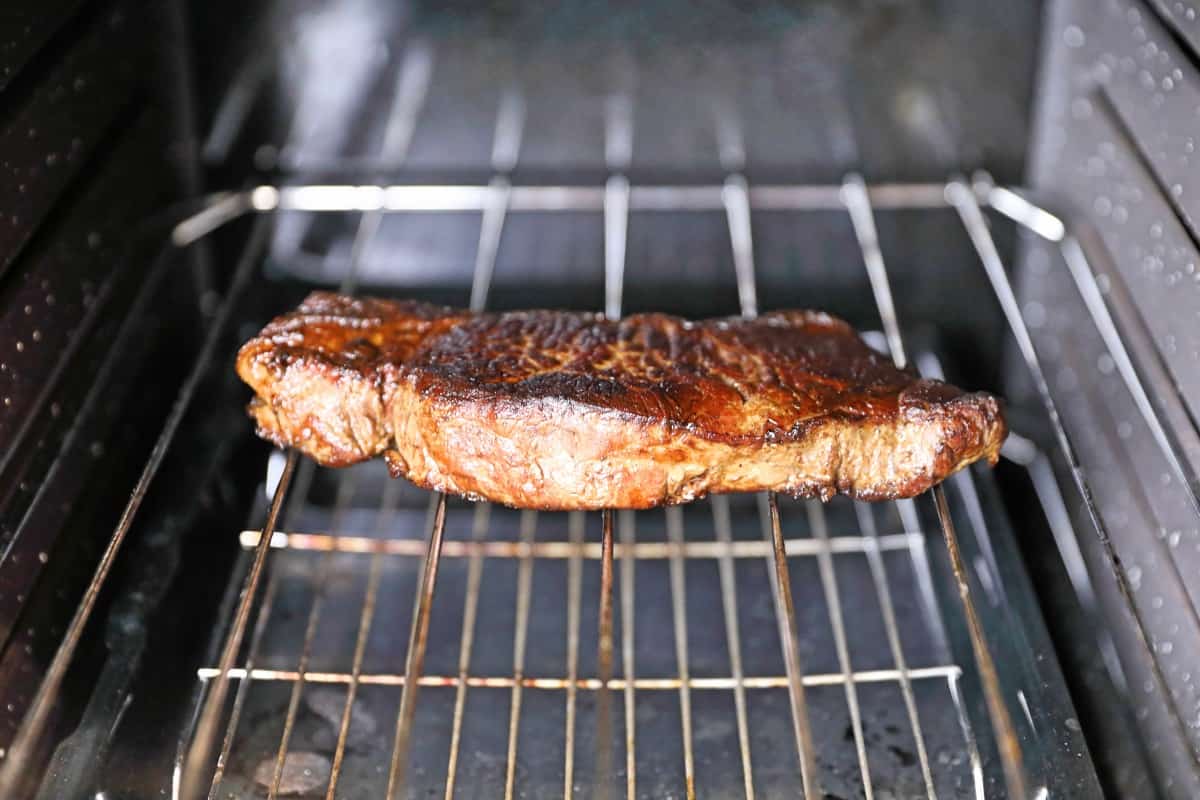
0, 36, 1144, 800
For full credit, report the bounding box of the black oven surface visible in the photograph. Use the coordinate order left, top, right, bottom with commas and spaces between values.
6, 0, 1198, 798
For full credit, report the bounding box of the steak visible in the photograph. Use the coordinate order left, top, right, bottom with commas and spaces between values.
237, 292, 1006, 509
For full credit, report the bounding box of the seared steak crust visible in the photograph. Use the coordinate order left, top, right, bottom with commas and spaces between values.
237, 292, 1006, 509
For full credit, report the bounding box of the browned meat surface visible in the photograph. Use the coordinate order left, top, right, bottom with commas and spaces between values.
237, 291, 1006, 509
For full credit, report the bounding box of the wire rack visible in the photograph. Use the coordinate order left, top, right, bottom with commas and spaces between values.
0, 36, 1138, 800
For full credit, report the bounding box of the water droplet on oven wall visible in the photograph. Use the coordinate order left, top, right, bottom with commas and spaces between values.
1152, 596, 1165, 609
1064, 25, 1085, 47
1094, 195, 1112, 215
1128, 564, 1143, 588
44, 153, 57, 167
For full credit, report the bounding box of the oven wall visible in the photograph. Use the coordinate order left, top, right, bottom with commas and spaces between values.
1024, 0, 1200, 796
0, 0, 207, 781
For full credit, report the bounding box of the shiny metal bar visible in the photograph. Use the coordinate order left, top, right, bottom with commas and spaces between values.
203, 51, 270, 163
604, 176, 630, 322
442, 503, 490, 800
604, 52, 634, 172
384, 492, 449, 799
665, 508, 696, 800
468, 82, 525, 312
241, 529, 922, 558
273, 474, 360, 796
196, 666, 963, 690
933, 488, 1025, 798
948, 671, 987, 798
894, 499, 950, 657
238, 181, 954, 215
177, 450, 299, 800
172, 192, 253, 247
268, 558, 335, 796
563, 511, 585, 800
596, 508, 616, 800
381, 41, 434, 164
619, 510, 637, 800
204, 458, 316, 799
268, 476, 357, 798
849, 176, 1026, 796
206, 568, 283, 798
723, 175, 758, 319
723, 148, 818, 794
853, 503, 937, 799
713, 98, 746, 174
984, 184, 1066, 242
806, 502, 874, 798
470, 178, 511, 313
492, 85, 526, 174
948, 177, 1200, 777
327, 480, 403, 799
842, 174, 907, 367
761, 494, 822, 798
710, 497, 755, 800
596, 84, 632, 794
504, 511, 538, 800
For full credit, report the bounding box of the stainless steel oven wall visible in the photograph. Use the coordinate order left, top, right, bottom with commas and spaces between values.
1026, 0, 1200, 795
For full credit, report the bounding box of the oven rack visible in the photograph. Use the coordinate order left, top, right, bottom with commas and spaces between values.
4, 36, 1186, 799
163, 172, 1104, 800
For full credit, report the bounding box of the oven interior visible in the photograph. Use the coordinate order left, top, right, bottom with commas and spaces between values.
2, 0, 1198, 797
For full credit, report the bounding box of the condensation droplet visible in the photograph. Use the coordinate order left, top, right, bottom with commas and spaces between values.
1064, 25, 1085, 47
1024, 301, 1047, 328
